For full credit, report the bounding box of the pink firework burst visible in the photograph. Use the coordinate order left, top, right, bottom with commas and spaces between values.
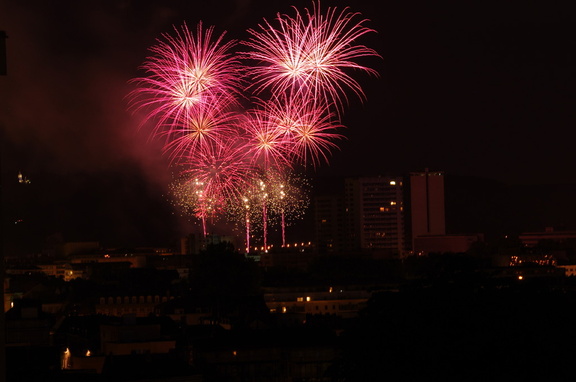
242, 1, 379, 112
161, 94, 241, 165
240, 100, 293, 172
129, 22, 244, 134
258, 94, 343, 168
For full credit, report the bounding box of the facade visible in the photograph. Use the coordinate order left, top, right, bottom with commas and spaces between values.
409, 169, 446, 249
264, 287, 370, 321
345, 176, 406, 256
96, 295, 170, 317
313, 171, 449, 257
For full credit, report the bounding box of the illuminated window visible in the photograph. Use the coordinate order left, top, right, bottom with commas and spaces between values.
390, 181, 396, 185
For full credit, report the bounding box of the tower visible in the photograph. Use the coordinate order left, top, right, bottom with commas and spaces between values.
409, 169, 446, 249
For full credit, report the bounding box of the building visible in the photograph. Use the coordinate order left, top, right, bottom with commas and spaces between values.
519, 227, 576, 247
344, 176, 406, 257
264, 286, 371, 323
313, 171, 449, 258
409, 169, 446, 249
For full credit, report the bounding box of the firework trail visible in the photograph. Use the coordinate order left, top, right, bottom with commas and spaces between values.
265, 170, 310, 247
170, 175, 218, 237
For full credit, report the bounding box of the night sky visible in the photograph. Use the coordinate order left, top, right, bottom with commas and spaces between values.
1, 0, 576, 251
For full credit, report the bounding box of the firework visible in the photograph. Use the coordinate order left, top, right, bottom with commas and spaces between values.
170, 175, 219, 237
265, 170, 310, 247
241, 99, 292, 171
130, 3, 379, 246
161, 95, 241, 165
180, 136, 256, 212
242, 1, 379, 112
129, 22, 243, 135
268, 94, 344, 168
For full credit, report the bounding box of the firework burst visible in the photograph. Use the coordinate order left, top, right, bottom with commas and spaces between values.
129, 22, 244, 134
242, 1, 379, 112
161, 95, 241, 165
180, 137, 255, 211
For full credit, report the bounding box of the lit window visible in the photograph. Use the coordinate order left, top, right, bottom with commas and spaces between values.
390, 201, 396, 206
390, 181, 396, 185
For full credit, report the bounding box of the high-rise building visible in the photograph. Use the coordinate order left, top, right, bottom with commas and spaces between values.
313, 171, 448, 257
409, 169, 446, 248
344, 176, 406, 257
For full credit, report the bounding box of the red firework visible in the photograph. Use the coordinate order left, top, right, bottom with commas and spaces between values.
129, 22, 243, 135
242, 1, 379, 112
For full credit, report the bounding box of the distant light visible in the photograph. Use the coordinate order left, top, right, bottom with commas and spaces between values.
518, 275, 523, 280
86, 350, 91, 357
282, 306, 287, 313
390, 180, 396, 185
306, 296, 311, 302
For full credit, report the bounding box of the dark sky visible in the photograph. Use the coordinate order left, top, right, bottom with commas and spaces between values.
1, 0, 575, 251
